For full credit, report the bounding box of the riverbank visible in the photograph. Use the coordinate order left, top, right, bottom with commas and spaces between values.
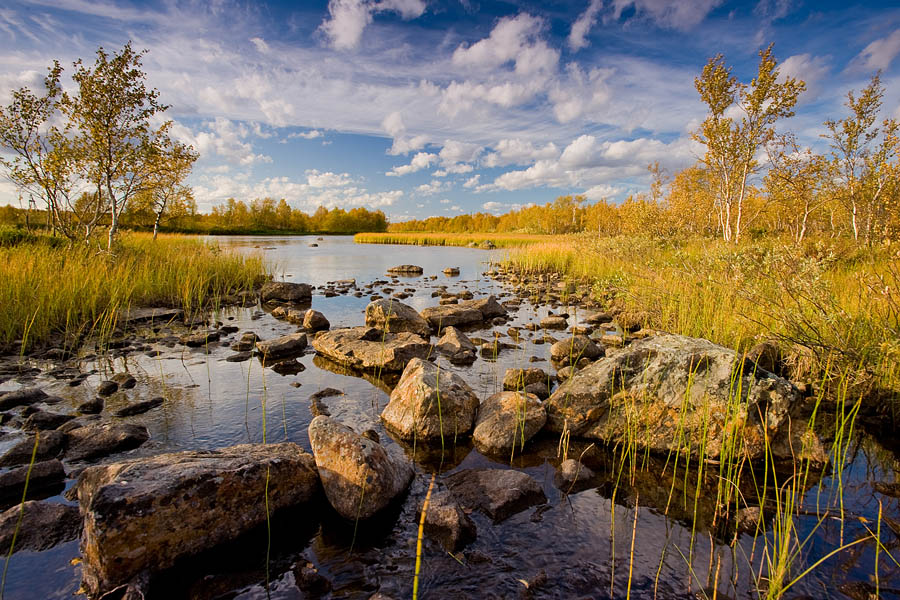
353, 231, 551, 248
0, 230, 267, 353
502, 234, 900, 406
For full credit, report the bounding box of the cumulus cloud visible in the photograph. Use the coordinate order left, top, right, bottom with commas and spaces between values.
386, 152, 438, 176
306, 169, 352, 187
452, 13, 558, 76
169, 117, 272, 165
439, 140, 482, 166
483, 139, 559, 167
415, 180, 450, 195
319, 0, 426, 50
382, 111, 429, 155
463, 174, 481, 188
583, 183, 620, 200
483, 200, 524, 213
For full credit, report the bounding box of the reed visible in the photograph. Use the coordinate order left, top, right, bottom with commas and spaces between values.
0, 231, 267, 351
354, 232, 551, 248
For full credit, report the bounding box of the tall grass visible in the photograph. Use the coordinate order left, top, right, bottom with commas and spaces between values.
504, 234, 900, 401
0, 231, 267, 351
354, 232, 551, 248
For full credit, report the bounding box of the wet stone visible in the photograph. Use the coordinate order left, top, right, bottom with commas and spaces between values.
422, 490, 476, 552
24, 410, 75, 431
78, 398, 104, 415
113, 397, 164, 417
445, 469, 546, 522
0, 387, 48, 411
0, 460, 66, 505
0, 430, 66, 466
111, 373, 137, 389
225, 351, 252, 362
0, 501, 81, 553
64, 423, 150, 462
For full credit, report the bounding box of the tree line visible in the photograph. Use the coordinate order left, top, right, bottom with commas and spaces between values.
394, 48, 899, 245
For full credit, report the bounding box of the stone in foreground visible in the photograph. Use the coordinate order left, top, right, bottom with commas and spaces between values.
0, 501, 81, 553
445, 469, 546, 522
502, 368, 550, 391
434, 326, 477, 364
260, 281, 312, 303
256, 332, 308, 360
545, 333, 825, 464
365, 299, 431, 337
421, 490, 476, 552
554, 459, 596, 493
75, 443, 318, 597
311, 326, 431, 371
303, 309, 330, 332
308, 416, 412, 520
381, 358, 480, 442
472, 391, 547, 455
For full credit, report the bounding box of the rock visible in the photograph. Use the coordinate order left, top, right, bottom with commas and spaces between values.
616, 311, 647, 332
472, 392, 546, 455
0, 460, 66, 504
554, 459, 595, 492
421, 490, 476, 551
735, 506, 761, 533
303, 309, 330, 332
293, 561, 331, 597
308, 416, 413, 520
0, 431, 66, 466
443, 267, 460, 276
78, 398, 104, 414
584, 311, 613, 325
544, 333, 822, 464
0, 501, 81, 553
75, 443, 319, 597
747, 340, 785, 376
270, 359, 306, 376
386, 265, 423, 275
180, 330, 220, 347
225, 351, 252, 362
113, 397, 164, 417
434, 326, 477, 364
0, 387, 48, 410
230, 332, 259, 352
549, 336, 604, 365
23, 410, 75, 431
312, 327, 431, 371
57, 415, 101, 433
420, 295, 506, 329
260, 281, 312, 303
111, 373, 137, 389
502, 368, 549, 391
256, 332, 308, 360
381, 358, 479, 442
445, 469, 546, 522
64, 423, 150, 462
309, 388, 344, 402
365, 299, 431, 337
540, 315, 568, 330
120, 307, 184, 326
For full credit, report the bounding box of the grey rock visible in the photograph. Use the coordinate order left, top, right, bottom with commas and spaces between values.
256, 332, 308, 360
0, 460, 65, 503
23, 410, 75, 431
180, 330, 220, 347
0, 501, 81, 553
434, 326, 477, 364
549, 336, 604, 365
0, 431, 66, 466
78, 398, 104, 414
260, 281, 312, 303
64, 423, 150, 462
113, 397, 164, 417
539, 315, 568, 330
421, 490, 476, 551
0, 388, 48, 410
502, 368, 549, 391
303, 310, 330, 332
445, 469, 546, 522
554, 459, 596, 492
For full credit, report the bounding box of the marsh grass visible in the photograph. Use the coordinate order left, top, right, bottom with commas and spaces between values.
0, 231, 266, 352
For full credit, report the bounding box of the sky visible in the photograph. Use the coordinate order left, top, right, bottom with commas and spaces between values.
1, 0, 899, 221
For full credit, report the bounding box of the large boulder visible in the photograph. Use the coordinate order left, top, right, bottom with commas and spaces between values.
434, 326, 477, 364
502, 368, 550, 391
75, 443, 319, 597
381, 358, 479, 442
64, 423, 150, 462
420, 295, 507, 330
303, 309, 330, 332
312, 327, 431, 371
549, 336, 604, 365
256, 332, 308, 359
445, 469, 546, 522
260, 281, 312, 303
365, 299, 431, 337
0, 501, 81, 553
472, 391, 547, 455
544, 333, 825, 464
308, 416, 413, 520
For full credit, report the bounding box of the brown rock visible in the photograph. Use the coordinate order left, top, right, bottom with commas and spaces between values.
312, 327, 431, 371
0, 501, 81, 553
472, 391, 546, 455
365, 299, 431, 337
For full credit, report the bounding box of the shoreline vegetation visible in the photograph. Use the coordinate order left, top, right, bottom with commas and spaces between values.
0, 229, 266, 353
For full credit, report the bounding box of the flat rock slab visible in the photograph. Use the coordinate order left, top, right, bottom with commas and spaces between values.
311, 327, 431, 371
420, 295, 507, 330
256, 332, 308, 360
0, 430, 66, 466
308, 415, 412, 520
0, 460, 66, 505
180, 330, 220, 347
113, 397, 164, 417
260, 281, 312, 303
386, 265, 423, 275
23, 410, 76, 431
0, 501, 81, 553
445, 469, 546, 522
75, 442, 319, 597
365, 299, 431, 337
121, 307, 184, 325
64, 423, 150, 462
0, 388, 48, 411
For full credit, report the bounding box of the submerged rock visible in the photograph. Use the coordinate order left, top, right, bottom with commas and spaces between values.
0, 387, 48, 411
113, 397, 164, 417
311, 327, 431, 371
256, 332, 308, 360
260, 281, 312, 303
365, 299, 431, 337
0, 501, 81, 553
545, 333, 825, 464
445, 469, 546, 522
472, 391, 546, 455
421, 490, 476, 552
64, 423, 150, 462
308, 416, 413, 520
434, 326, 477, 364
75, 442, 319, 597
381, 358, 480, 442
554, 459, 596, 493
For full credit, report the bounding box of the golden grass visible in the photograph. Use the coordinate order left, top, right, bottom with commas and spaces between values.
354, 231, 552, 248
0, 231, 267, 351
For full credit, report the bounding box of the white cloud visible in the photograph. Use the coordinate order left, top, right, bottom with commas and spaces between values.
483, 200, 523, 213
463, 174, 481, 188
854, 29, 900, 71
386, 151, 438, 176
382, 111, 429, 155
415, 180, 450, 195
606, 0, 722, 31
306, 169, 352, 187
288, 130, 323, 140
170, 117, 272, 165
452, 13, 557, 76
319, 0, 426, 50
439, 140, 482, 166
569, 0, 603, 51
249, 37, 270, 54
483, 139, 559, 167
583, 184, 619, 200
778, 54, 829, 99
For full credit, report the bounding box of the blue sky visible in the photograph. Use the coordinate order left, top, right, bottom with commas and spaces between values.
1, 0, 899, 221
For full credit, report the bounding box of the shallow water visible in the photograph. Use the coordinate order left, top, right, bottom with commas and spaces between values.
0, 235, 897, 599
